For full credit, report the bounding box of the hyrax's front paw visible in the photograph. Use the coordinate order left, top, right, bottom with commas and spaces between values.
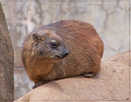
33, 80, 49, 89
82, 72, 97, 78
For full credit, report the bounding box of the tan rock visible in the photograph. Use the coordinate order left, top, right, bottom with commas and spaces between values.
14, 51, 130, 102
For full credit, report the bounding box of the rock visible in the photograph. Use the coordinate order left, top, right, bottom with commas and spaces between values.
14, 51, 130, 102
14, 67, 33, 99
0, 2, 14, 102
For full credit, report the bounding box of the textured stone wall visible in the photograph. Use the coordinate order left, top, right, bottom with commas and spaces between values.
0, 0, 130, 99
0, 3, 14, 102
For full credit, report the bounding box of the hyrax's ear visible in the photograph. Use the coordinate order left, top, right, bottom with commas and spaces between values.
32, 33, 40, 41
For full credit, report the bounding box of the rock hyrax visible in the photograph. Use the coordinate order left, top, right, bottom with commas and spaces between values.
22, 20, 104, 88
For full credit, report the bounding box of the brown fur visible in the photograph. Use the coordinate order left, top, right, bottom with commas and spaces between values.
22, 20, 104, 87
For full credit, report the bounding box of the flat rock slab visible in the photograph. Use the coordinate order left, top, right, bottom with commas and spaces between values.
15, 51, 130, 102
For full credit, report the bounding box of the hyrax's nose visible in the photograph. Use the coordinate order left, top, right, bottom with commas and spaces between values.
56, 49, 69, 59
62, 49, 69, 58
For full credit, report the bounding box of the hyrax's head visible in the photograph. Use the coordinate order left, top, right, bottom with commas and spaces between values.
30, 30, 69, 62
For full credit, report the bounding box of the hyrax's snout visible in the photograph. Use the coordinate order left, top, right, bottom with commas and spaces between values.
61, 49, 69, 58
56, 49, 69, 59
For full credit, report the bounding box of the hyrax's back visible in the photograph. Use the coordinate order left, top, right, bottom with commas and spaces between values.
38, 20, 104, 80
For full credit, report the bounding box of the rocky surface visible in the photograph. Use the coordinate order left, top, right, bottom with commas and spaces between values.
14, 51, 130, 102
14, 68, 33, 99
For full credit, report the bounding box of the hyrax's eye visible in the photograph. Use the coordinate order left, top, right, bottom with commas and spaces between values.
50, 40, 58, 48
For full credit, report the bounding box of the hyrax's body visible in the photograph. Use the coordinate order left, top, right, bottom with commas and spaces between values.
22, 20, 104, 88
